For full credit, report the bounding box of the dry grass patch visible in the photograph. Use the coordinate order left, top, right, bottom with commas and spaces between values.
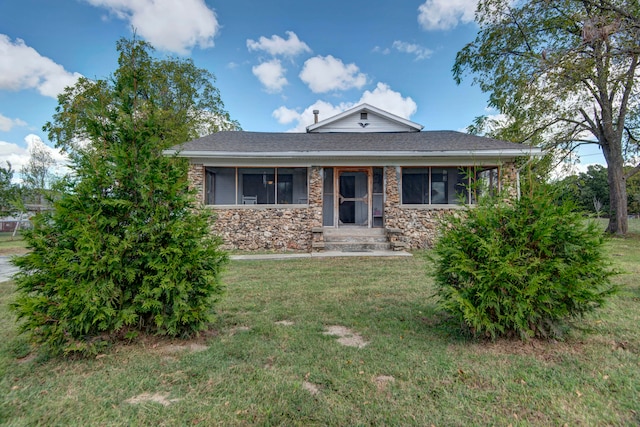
302, 381, 321, 396
125, 392, 181, 406
464, 338, 588, 363
373, 375, 395, 392
323, 325, 369, 348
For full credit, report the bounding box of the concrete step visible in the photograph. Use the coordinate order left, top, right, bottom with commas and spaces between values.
323, 241, 392, 252
315, 227, 392, 253
322, 227, 387, 243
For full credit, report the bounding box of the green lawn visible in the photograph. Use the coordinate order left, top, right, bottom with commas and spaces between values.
1, 229, 639, 425
0, 232, 28, 256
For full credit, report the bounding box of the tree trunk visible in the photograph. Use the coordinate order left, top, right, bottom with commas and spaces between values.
604, 150, 628, 235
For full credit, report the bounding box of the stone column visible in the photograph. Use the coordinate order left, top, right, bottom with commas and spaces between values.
188, 164, 205, 205
383, 166, 406, 248
501, 162, 518, 198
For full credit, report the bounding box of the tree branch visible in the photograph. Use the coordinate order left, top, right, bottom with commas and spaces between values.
624, 163, 640, 179
615, 53, 639, 134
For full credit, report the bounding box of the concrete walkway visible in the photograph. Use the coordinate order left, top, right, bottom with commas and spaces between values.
0, 256, 19, 283
0, 251, 412, 283
230, 250, 412, 261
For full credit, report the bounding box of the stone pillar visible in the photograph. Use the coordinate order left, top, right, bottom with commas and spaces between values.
501, 162, 518, 198
308, 166, 323, 210
383, 166, 406, 246
384, 166, 400, 210
309, 167, 323, 228
188, 164, 205, 205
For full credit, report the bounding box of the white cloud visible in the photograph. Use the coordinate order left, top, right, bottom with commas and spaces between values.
418, 0, 477, 31
247, 31, 311, 57
272, 106, 304, 125
252, 60, 288, 93
372, 46, 391, 55
0, 35, 82, 98
392, 41, 433, 60
273, 83, 416, 132
0, 135, 69, 181
359, 83, 417, 119
299, 55, 367, 93
273, 101, 349, 132
84, 0, 219, 54
0, 114, 27, 132
0, 141, 28, 171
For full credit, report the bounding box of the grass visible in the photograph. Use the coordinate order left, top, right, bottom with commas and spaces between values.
0, 226, 639, 425
0, 232, 28, 256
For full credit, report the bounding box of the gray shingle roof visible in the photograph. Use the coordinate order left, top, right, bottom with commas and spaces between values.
169, 131, 535, 154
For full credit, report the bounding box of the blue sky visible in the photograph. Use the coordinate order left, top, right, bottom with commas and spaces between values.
0, 0, 604, 178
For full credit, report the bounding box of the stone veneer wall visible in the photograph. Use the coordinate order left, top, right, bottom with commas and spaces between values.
188, 164, 205, 204
383, 166, 456, 249
501, 162, 518, 197
383, 163, 517, 249
205, 166, 323, 251
188, 163, 518, 251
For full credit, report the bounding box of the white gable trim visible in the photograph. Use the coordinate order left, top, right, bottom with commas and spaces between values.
306, 103, 423, 133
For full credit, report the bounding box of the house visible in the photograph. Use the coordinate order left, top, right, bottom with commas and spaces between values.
166, 104, 540, 252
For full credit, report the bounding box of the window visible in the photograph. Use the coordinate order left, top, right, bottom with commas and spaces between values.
204, 167, 308, 205
475, 167, 499, 196
401, 166, 500, 205
402, 168, 429, 204
360, 112, 368, 120
322, 168, 334, 226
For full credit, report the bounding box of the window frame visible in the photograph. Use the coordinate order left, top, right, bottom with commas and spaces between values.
204, 167, 309, 207
400, 166, 500, 206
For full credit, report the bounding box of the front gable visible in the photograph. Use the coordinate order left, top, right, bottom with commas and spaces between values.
306, 103, 423, 133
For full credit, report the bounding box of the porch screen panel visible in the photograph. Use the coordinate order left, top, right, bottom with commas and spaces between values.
401, 168, 429, 204
239, 168, 275, 204
401, 167, 490, 205
430, 168, 448, 204
278, 168, 308, 204
475, 167, 499, 199
372, 167, 383, 227
205, 167, 235, 205
454, 167, 471, 204
353, 172, 369, 225
323, 168, 334, 226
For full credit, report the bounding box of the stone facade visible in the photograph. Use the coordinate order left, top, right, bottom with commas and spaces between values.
188, 163, 517, 252
208, 167, 323, 252
188, 164, 205, 204
382, 163, 517, 249
211, 207, 319, 251
383, 166, 459, 249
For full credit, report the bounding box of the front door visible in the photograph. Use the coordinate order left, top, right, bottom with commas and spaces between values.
337, 170, 370, 227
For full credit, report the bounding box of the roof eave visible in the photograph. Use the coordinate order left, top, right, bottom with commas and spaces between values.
164, 148, 542, 159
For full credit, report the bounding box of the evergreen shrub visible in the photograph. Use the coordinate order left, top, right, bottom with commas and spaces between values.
10, 38, 232, 356
431, 183, 617, 340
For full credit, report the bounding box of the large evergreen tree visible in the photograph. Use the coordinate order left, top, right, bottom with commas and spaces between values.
11, 38, 239, 355
453, 0, 640, 235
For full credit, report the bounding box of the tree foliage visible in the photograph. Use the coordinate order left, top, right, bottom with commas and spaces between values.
0, 162, 17, 214
454, 0, 640, 235
20, 139, 56, 206
431, 183, 617, 340
555, 164, 640, 216
11, 38, 237, 356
